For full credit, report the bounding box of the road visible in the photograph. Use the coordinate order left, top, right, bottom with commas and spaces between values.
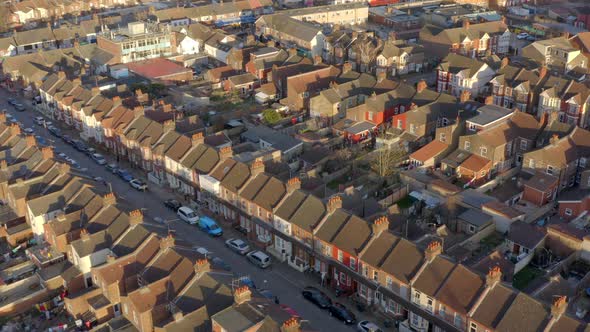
0, 90, 361, 331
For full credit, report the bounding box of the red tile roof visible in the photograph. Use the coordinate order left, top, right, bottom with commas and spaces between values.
126, 58, 191, 80
460, 154, 491, 172
410, 140, 448, 163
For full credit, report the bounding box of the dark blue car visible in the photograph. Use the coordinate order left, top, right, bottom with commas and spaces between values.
117, 169, 134, 182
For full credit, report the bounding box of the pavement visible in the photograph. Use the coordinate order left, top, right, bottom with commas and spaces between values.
0, 88, 397, 331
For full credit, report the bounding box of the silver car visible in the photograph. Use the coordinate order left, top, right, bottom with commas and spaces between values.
225, 238, 250, 255
246, 250, 271, 269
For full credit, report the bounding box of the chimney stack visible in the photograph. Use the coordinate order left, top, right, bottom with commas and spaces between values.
10, 123, 21, 136
0, 111, 6, 123
72, 78, 82, 86
80, 228, 90, 241
460, 90, 471, 103
416, 79, 427, 93
289, 48, 297, 57
219, 146, 233, 160
286, 177, 301, 193
550, 133, 560, 145
281, 317, 301, 332
486, 265, 502, 287
160, 232, 175, 250
484, 95, 494, 105
551, 295, 567, 318
163, 120, 175, 132
195, 258, 211, 275
327, 196, 342, 213
41, 146, 54, 160
0, 160, 6, 170
191, 132, 205, 146
377, 71, 386, 83
233, 286, 252, 305
57, 71, 66, 80
60, 163, 71, 174
129, 209, 143, 226
26, 135, 36, 147
313, 55, 322, 65
372, 216, 389, 235
425, 241, 442, 261
250, 159, 265, 177
112, 96, 122, 106
103, 193, 116, 205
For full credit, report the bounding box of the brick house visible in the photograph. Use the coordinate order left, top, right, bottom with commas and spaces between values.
281, 65, 341, 111
489, 60, 546, 113
436, 53, 495, 98
535, 75, 590, 128
522, 126, 590, 191
419, 20, 511, 60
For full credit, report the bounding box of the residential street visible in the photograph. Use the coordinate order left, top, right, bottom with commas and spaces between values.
0, 89, 374, 331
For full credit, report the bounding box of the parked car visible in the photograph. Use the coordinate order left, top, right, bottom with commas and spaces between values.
129, 179, 148, 191
194, 246, 212, 258
517, 32, 529, 40
177, 206, 199, 225
526, 35, 536, 41
91, 153, 107, 165
357, 320, 383, 332
61, 135, 73, 144
211, 257, 231, 271
225, 238, 250, 254
48, 126, 61, 137
72, 140, 87, 152
24, 128, 34, 134
198, 216, 222, 236
35, 135, 47, 146
246, 250, 271, 268
34, 117, 45, 125
7, 98, 16, 105
329, 303, 356, 324
86, 147, 96, 156
14, 103, 25, 112
116, 169, 134, 182
105, 163, 118, 173
163, 199, 181, 211
302, 286, 332, 309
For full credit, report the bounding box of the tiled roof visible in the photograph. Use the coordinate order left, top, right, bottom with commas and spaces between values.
410, 140, 449, 163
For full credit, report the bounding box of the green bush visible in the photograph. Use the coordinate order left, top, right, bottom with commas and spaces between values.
262, 109, 282, 124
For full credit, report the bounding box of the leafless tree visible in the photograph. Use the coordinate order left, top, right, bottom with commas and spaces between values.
370, 146, 406, 179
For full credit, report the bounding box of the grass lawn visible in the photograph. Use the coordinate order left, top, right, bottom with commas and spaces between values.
480, 233, 504, 248
513, 266, 544, 290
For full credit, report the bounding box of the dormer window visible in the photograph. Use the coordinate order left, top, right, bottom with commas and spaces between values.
464, 141, 471, 151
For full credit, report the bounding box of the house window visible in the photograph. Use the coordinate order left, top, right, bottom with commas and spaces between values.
337, 250, 343, 262
362, 264, 368, 277
565, 208, 573, 216
373, 270, 378, 282
426, 297, 433, 312
359, 284, 367, 297
440, 133, 447, 142
413, 290, 421, 303
367, 112, 374, 121
468, 225, 476, 233
410, 124, 416, 134
386, 276, 393, 289
350, 257, 356, 270
529, 159, 535, 168
470, 322, 477, 332
581, 158, 587, 168
520, 140, 528, 150
464, 141, 471, 151
480, 147, 487, 157
397, 119, 403, 129
547, 165, 555, 175
454, 313, 463, 327
439, 305, 446, 318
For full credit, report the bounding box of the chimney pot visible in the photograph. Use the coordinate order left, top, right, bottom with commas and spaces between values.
219, 146, 233, 160
343, 62, 352, 73
191, 132, 205, 146
250, 159, 265, 177
425, 241, 442, 261
41, 146, 54, 160
327, 195, 342, 213
372, 216, 389, 235
233, 286, 252, 304
287, 177, 301, 193
26, 135, 36, 148
10, 123, 21, 136
80, 228, 90, 241
460, 90, 471, 103
129, 209, 143, 225
551, 295, 567, 317
484, 95, 494, 105
486, 265, 502, 286
195, 258, 211, 275
106, 254, 116, 263
103, 193, 116, 205
161, 232, 175, 249
0, 111, 6, 123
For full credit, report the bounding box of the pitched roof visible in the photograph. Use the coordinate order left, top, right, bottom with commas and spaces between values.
380, 238, 424, 284
495, 293, 550, 332
471, 283, 516, 329
507, 221, 546, 249
410, 140, 449, 163
435, 264, 485, 314
359, 231, 399, 268
258, 14, 322, 42
413, 256, 455, 297
439, 53, 487, 77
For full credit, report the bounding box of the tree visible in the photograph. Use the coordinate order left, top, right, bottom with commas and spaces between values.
370, 146, 406, 179
262, 109, 282, 125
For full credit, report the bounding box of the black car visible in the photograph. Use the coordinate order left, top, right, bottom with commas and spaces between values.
328, 303, 356, 324
62, 135, 73, 144
164, 199, 182, 211
301, 286, 332, 309
7, 98, 16, 105
48, 126, 61, 137
72, 140, 87, 152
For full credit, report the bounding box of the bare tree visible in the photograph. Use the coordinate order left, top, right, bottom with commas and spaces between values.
370, 146, 406, 179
